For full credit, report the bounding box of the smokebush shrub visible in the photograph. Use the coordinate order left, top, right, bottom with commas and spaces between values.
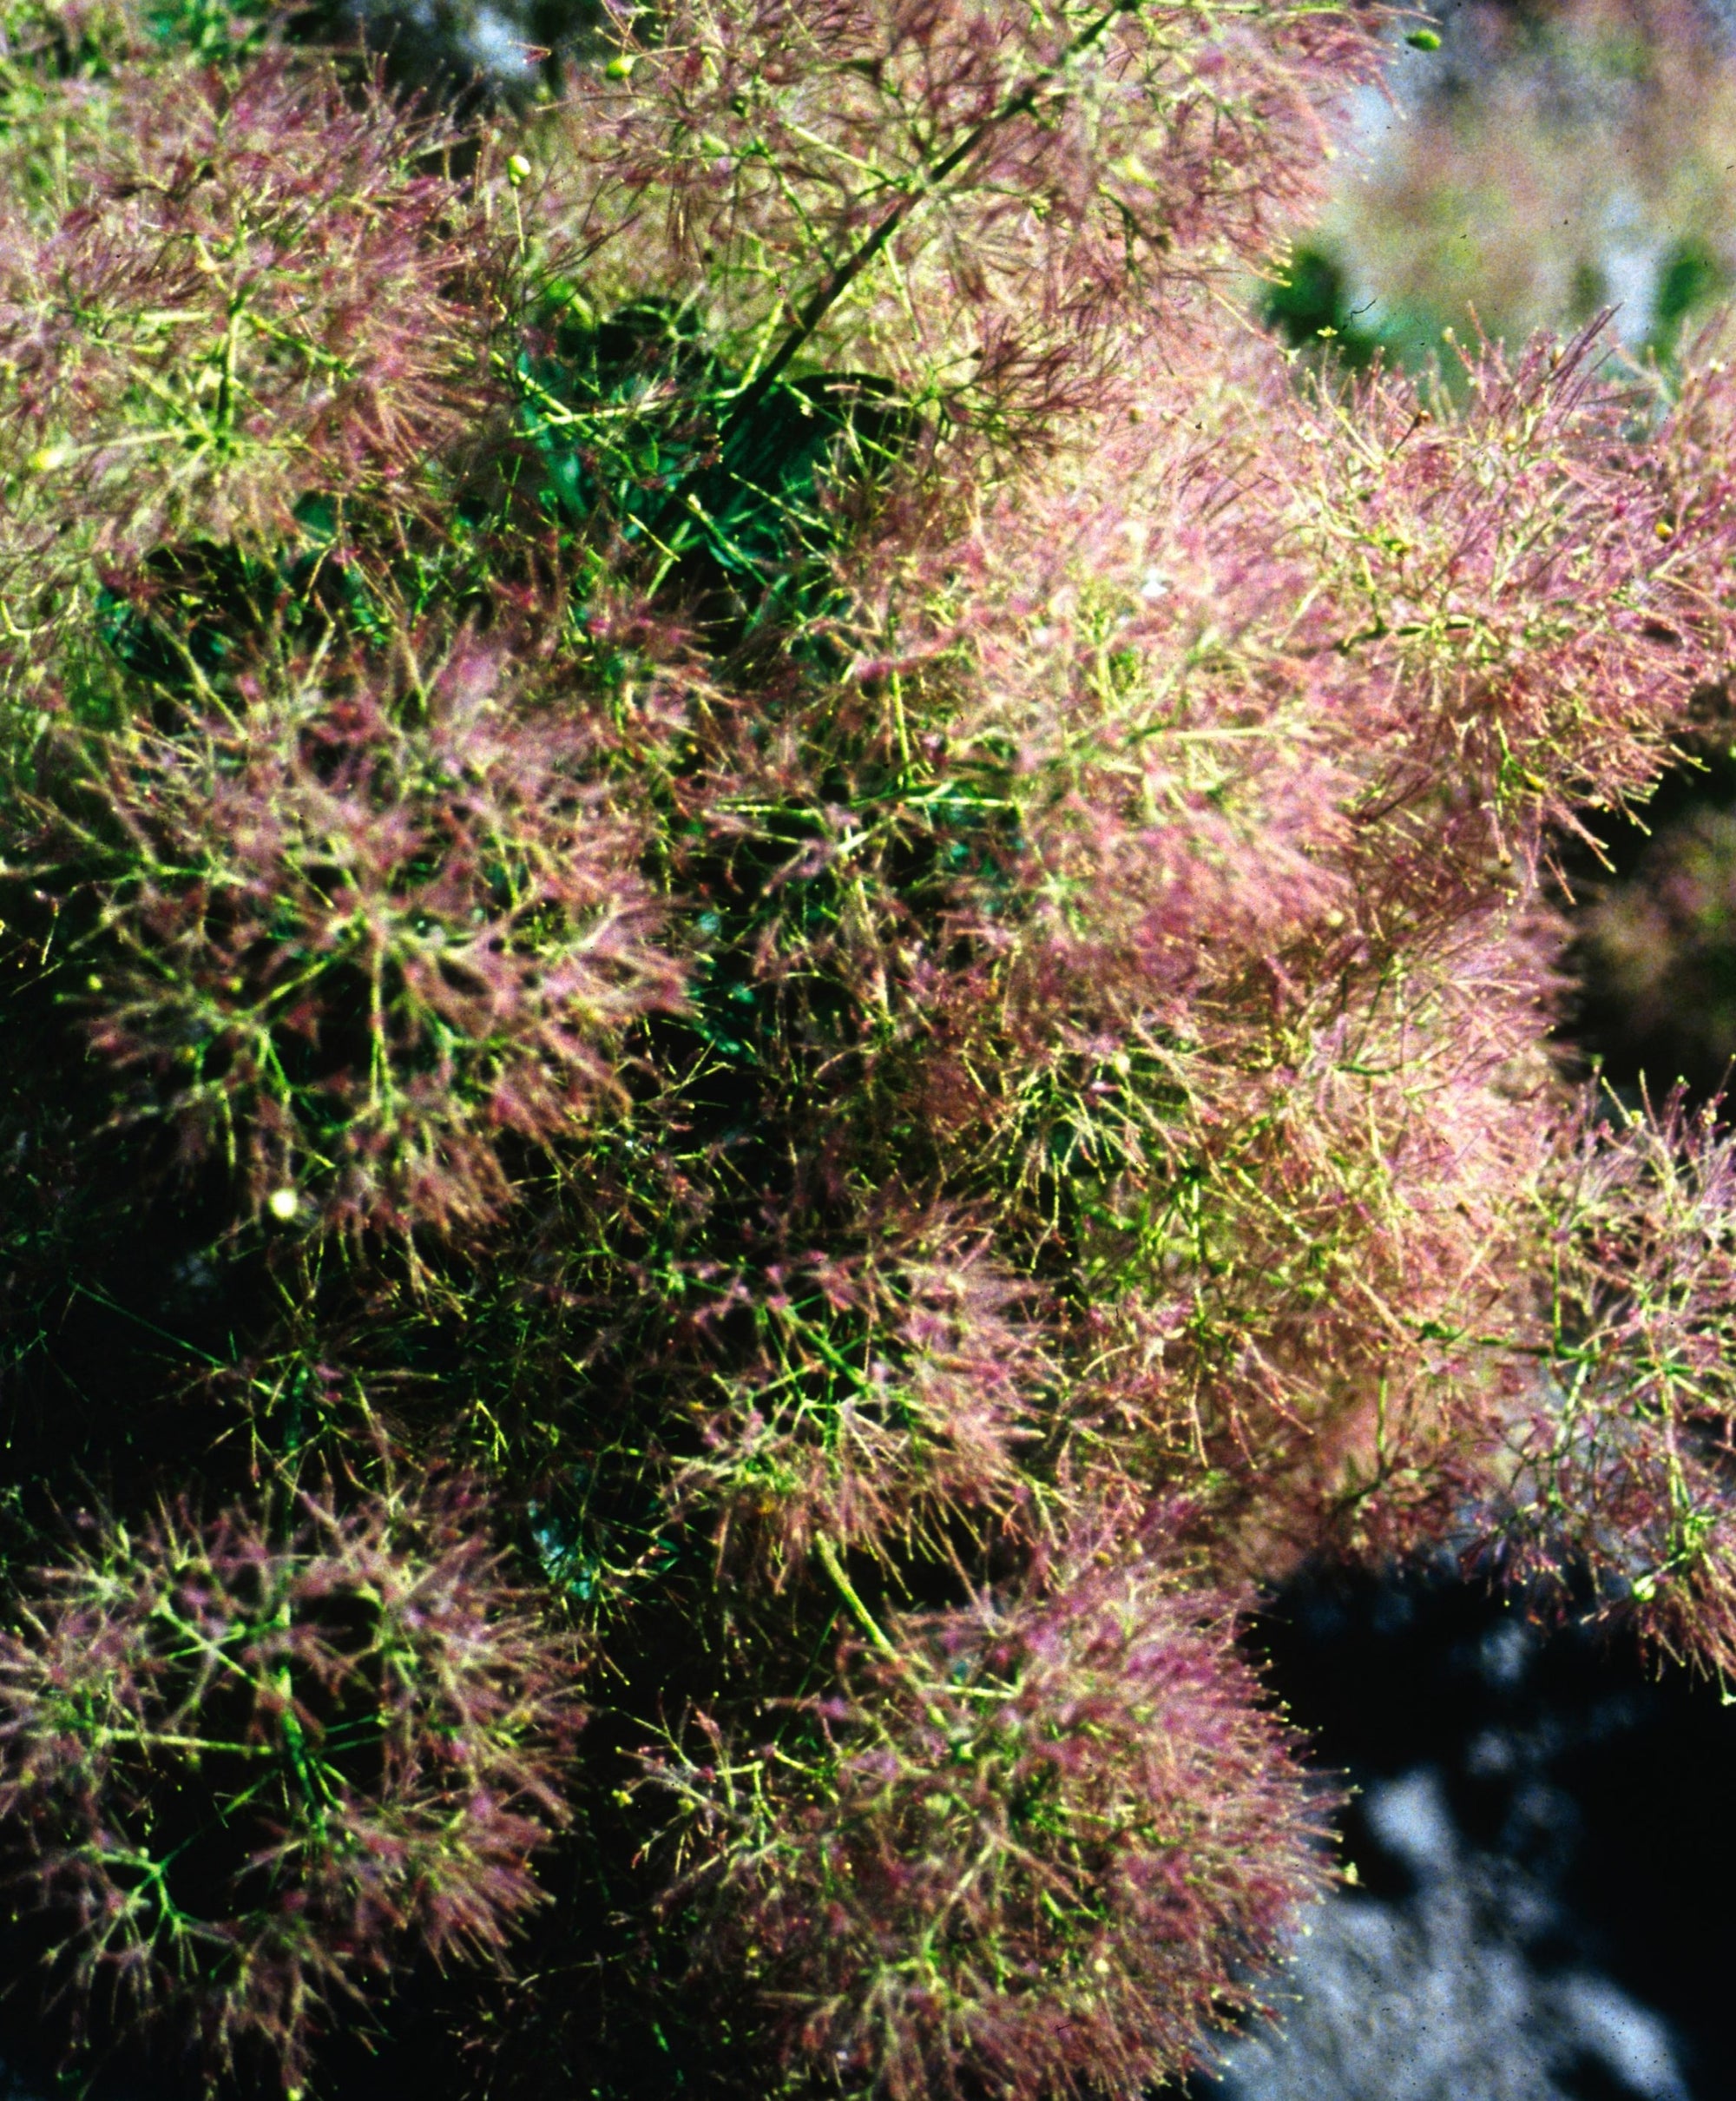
2, 1, 1736, 2097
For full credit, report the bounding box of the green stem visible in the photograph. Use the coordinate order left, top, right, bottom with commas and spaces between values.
815, 1536, 897, 1658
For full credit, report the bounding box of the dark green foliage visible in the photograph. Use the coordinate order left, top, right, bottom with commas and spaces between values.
1651, 238, 1727, 357
1262, 244, 1384, 366
522, 296, 911, 629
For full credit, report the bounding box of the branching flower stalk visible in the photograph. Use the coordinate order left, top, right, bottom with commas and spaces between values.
727, 0, 1152, 409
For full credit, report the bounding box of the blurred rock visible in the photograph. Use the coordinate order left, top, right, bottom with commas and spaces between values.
313, 0, 602, 104
1211, 1767, 1690, 2101
1195, 1564, 1736, 2101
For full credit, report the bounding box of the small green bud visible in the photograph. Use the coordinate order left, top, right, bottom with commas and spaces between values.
1404, 28, 1442, 49
603, 51, 636, 79
507, 153, 533, 188
25, 444, 76, 475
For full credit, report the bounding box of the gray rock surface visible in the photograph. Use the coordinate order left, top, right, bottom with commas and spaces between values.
1212, 1766, 1691, 2101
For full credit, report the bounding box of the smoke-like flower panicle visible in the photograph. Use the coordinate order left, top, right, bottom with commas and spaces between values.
667, 1197, 1049, 1580
23, 633, 685, 1238
816, 319, 1728, 1567
0, 1482, 585, 2087
536, 0, 1383, 445
648, 1542, 1335, 2101
0, 49, 496, 576
1499, 1092, 1736, 1683
906, 326, 1726, 991
2, 3, 1736, 2095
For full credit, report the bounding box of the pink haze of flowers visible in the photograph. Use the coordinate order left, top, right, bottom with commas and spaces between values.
0, 2, 1732, 2097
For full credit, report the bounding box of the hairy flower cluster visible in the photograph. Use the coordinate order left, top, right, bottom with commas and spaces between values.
1496, 1094, 1736, 1680
653, 1549, 1332, 2100
667, 1198, 1048, 1579
0, 53, 493, 560
761, 319, 1728, 1563
0, 1485, 585, 2084
23, 636, 683, 1236
541, 0, 1381, 442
